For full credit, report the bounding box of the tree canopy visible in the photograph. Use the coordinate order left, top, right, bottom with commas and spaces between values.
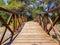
0, 0, 60, 19
0, 0, 25, 9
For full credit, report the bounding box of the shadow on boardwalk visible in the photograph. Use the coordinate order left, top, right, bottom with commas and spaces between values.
4, 24, 25, 45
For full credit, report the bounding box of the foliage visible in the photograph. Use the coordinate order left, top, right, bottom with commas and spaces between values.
0, 11, 10, 21
0, 0, 60, 21
0, 0, 25, 9
0, 0, 25, 22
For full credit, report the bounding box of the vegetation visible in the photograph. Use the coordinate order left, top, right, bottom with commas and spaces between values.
0, 0, 60, 21
0, 0, 25, 9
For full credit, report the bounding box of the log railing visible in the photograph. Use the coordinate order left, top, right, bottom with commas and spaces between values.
34, 4, 60, 41
0, 7, 27, 45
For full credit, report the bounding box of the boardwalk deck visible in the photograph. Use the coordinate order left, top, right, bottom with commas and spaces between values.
11, 21, 58, 45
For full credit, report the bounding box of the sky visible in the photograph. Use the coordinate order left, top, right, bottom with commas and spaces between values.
3, 0, 8, 5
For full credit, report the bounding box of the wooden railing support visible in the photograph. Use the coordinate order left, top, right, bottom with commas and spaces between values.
0, 16, 14, 35
47, 15, 60, 34
0, 7, 26, 45
0, 14, 12, 44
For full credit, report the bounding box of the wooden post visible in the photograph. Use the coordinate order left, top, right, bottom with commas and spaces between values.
39, 14, 42, 26
13, 14, 17, 32
42, 14, 48, 32
48, 15, 60, 34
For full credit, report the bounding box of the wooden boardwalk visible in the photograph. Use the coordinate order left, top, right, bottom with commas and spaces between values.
11, 21, 58, 45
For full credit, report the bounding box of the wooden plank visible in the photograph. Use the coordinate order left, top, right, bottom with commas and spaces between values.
11, 43, 59, 45
11, 21, 58, 45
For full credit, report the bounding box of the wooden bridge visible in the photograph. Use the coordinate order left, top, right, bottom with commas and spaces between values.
0, 5, 60, 45
11, 21, 58, 45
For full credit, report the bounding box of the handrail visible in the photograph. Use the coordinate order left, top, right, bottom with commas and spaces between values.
34, 4, 60, 41
39, 4, 60, 15
0, 7, 27, 45
43, 4, 60, 14
0, 7, 17, 15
